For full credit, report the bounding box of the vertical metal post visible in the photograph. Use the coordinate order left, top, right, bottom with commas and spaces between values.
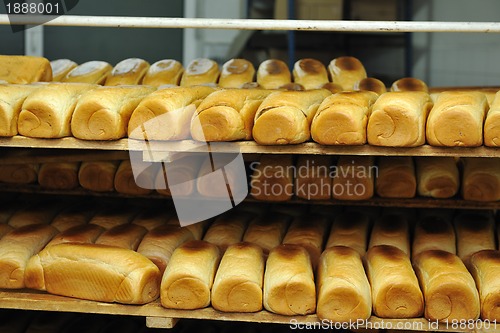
404, 0, 413, 77
287, 0, 295, 69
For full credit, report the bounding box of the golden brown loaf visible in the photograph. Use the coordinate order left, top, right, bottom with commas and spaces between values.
321, 82, 343, 93
0, 163, 39, 184
142, 59, 184, 87
62, 61, 112, 84
484, 91, 500, 146
263, 244, 316, 315
426, 91, 488, 147
104, 58, 150, 86
367, 91, 433, 147
461, 157, 500, 201
211, 242, 264, 313
249, 154, 294, 202
294, 155, 333, 200
354, 77, 387, 95
0, 84, 40, 137
328, 56, 367, 91
332, 156, 375, 201
24, 243, 160, 304
88, 205, 137, 229
218, 59, 256, 88
312, 91, 378, 145
191, 88, 272, 141
50, 59, 77, 82
415, 157, 459, 198
292, 58, 329, 90
203, 211, 253, 252
242, 212, 291, 254
38, 162, 80, 190
365, 245, 424, 318
390, 77, 429, 92
413, 250, 480, 322
454, 212, 496, 262
253, 89, 331, 145
19, 83, 95, 138
468, 250, 500, 321
160, 240, 221, 309
317, 246, 372, 322
47, 224, 105, 246
155, 154, 205, 197
95, 223, 147, 250
131, 209, 170, 231
71, 85, 154, 140
0, 55, 52, 83
50, 202, 95, 232
7, 201, 61, 228
369, 214, 411, 256
412, 216, 456, 259
128, 86, 215, 140
376, 157, 416, 198
114, 159, 154, 196
180, 58, 220, 86
326, 211, 371, 256
256, 59, 291, 89
78, 160, 120, 192
0, 224, 58, 288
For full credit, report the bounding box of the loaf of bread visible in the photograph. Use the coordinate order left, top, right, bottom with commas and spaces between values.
354, 77, 387, 95
131, 208, 171, 231
95, 223, 147, 250
50, 202, 95, 231
0, 224, 58, 288
160, 240, 220, 309
191, 88, 272, 141
294, 155, 333, 200
25, 243, 160, 304
38, 162, 80, 190
311, 91, 378, 145
367, 91, 433, 147
484, 91, 500, 146
128, 86, 215, 140
413, 250, 480, 322
369, 214, 411, 256
376, 156, 416, 198
250, 154, 294, 201
0, 55, 52, 83
0, 84, 40, 136
328, 56, 367, 91
332, 156, 375, 200
62, 61, 112, 84
8, 201, 62, 228
19, 83, 95, 138
263, 244, 316, 315
180, 58, 220, 86
203, 211, 252, 252
104, 58, 150, 86
426, 91, 488, 147
462, 158, 500, 201
114, 159, 154, 195
454, 212, 496, 262
292, 58, 329, 90
172, 217, 210, 240
317, 246, 371, 322
47, 224, 105, 246
142, 59, 183, 87
390, 77, 429, 92
211, 242, 264, 312
218, 59, 256, 88
88, 205, 137, 229
78, 160, 120, 192
242, 212, 291, 254
0, 163, 39, 184
469, 250, 500, 321
415, 157, 459, 198
252, 89, 331, 144
50, 59, 77, 82
136, 224, 195, 273
155, 154, 205, 197
326, 211, 371, 255
412, 216, 456, 259
321, 82, 343, 93
365, 245, 424, 318
71, 85, 154, 140
256, 59, 291, 89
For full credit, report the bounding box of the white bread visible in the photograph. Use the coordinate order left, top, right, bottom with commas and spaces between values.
203, 211, 253, 252
88, 206, 137, 229
104, 58, 150, 86
317, 246, 372, 322
0, 163, 39, 184
0, 224, 57, 288
18, 83, 95, 138
263, 244, 316, 315
354, 77, 387, 95
249, 154, 294, 202
142, 59, 184, 87
114, 159, 154, 196
0, 55, 52, 83
180, 58, 220, 86
367, 91, 433, 147
47, 224, 105, 246
321, 82, 343, 93
454, 212, 496, 262
71, 85, 154, 140
311, 91, 378, 145
294, 155, 333, 200
390, 77, 429, 92
326, 211, 371, 256
375, 156, 416, 198
78, 160, 120, 192
50, 202, 95, 232
426, 91, 488, 147
62, 61, 112, 84
413, 250, 480, 322
191, 88, 272, 141
0, 84, 40, 136
256, 59, 291, 89
412, 216, 456, 260
8, 201, 62, 228
218, 59, 255, 88
364, 245, 424, 318
155, 154, 205, 197
332, 156, 375, 200
484, 91, 500, 146
292, 58, 329, 90
128, 86, 216, 140
242, 212, 291, 254
38, 162, 80, 190
461, 158, 500, 201
50, 59, 77, 82
369, 214, 411, 256
328, 56, 367, 91
469, 250, 500, 321
160, 240, 220, 309
211, 242, 264, 312
252, 89, 331, 145
95, 224, 148, 250
415, 157, 459, 198
24, 243, 160, 304
131, 208, 171, 231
